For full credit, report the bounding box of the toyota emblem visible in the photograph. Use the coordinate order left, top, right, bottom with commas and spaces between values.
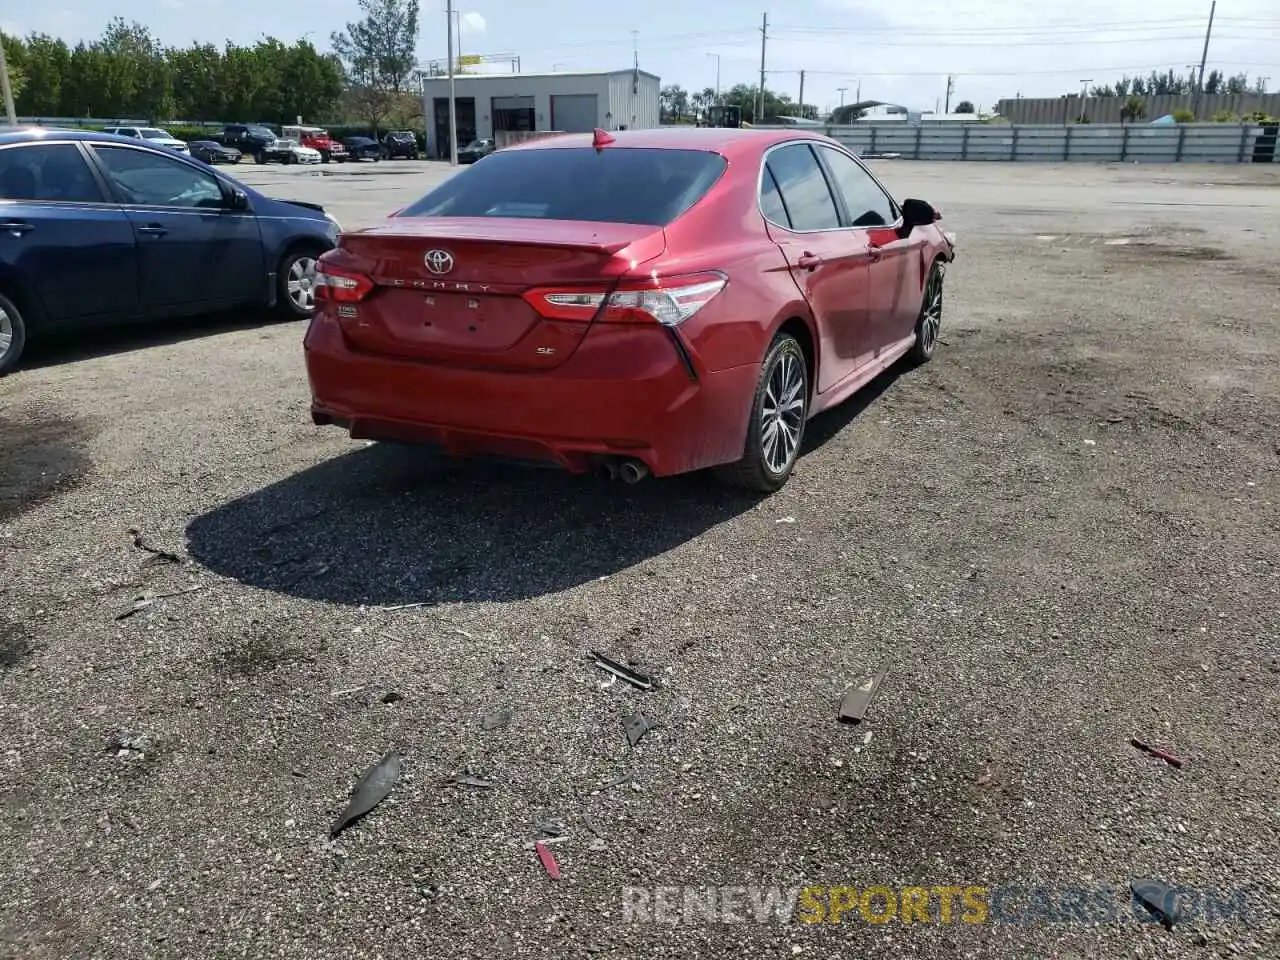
424, 249, 454, 275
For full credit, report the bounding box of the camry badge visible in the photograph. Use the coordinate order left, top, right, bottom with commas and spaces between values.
424, 249, 454, 275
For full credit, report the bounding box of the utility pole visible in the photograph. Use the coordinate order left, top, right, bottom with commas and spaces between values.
754, 14, 768, 123
707, 53, 721, 102
944, 74, 954, 114
837, 87, 847, 107
445, 0, 458, 165
1079, 78, 1092, 121
0, 29, 16, 126
798, 70, 805, 118
855, 80, 861, 103
1192, 0, 1216, 119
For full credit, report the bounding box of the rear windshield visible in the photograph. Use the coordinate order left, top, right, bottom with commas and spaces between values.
397, 147, 727, 227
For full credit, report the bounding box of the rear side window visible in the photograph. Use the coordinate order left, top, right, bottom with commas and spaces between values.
0, 143, 105, 203
759, 166, 790, 227
398, 147, 728, 226
764, 143, 839, 231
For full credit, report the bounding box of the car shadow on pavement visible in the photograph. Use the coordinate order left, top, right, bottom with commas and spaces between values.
186, 444, 765, 606
19, 310, 291, 370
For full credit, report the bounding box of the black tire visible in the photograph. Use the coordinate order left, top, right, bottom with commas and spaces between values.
321, 152, 330, 164
0, 288, 30, 376
907, 261, 944, 365
715, 332, 809, 493
275, 247, 324, 320
254, 151, 265, 164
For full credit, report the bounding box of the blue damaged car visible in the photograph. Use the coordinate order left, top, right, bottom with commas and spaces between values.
0, 128, 341, 373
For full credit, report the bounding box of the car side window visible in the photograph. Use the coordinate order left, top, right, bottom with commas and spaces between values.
759, 165, 791, 228
0, 143, 106, 204
92, 146, 224, 209
763, 143, 840, 231
818, 146, 898, 228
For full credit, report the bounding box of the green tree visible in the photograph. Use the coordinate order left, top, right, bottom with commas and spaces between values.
1120, 95, 1146, 123
660, 84, 691, 122
14, 34, 71, 117
1, 33, 27, 107
954, 100, 974, 113
331, 0, 421, 131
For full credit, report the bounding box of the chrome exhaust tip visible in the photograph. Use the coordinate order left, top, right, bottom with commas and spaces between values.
619, 460, 650, 484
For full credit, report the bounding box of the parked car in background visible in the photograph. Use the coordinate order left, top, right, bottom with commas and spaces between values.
305, 128, 955, 492
218, 124, 279, 163
278, 139, 322, 165
189, 140, 242, 164
0, 129, 341, 374
458, 138, 496, 163
281, 125, 348, 163
381, 131, 419, 159
343, 137, 382, 161
102, 126, 189, 155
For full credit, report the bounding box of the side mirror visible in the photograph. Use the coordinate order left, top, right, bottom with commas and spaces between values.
226, 188, 250, 211
900, 198, 937, 232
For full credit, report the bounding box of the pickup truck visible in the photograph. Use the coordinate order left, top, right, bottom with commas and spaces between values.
281, 125, 348, 163
217, 124, 280, 162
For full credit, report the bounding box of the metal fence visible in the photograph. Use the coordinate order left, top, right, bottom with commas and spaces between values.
757, 122, 1277, 163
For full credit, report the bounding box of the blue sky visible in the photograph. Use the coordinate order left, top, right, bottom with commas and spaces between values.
6, 0, 1279, 113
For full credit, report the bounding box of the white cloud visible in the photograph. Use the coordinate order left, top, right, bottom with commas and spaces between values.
460, 11, 486, 36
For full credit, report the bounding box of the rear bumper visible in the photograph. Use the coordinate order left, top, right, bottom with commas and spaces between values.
304, 313, 757, 477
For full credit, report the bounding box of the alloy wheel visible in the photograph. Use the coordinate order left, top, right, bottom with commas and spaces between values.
761, 349, 806, 474
287, 257, 318, 311
920, 269, 942, 354
0, 303, 13, 356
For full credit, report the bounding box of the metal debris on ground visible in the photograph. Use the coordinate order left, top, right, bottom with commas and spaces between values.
1131, 737, 1185, 768
589, 651, 656, 691
381, 691, 403, 704
376, 602, 429, 611
1130, 879, 1182, 930
114, 585, 205, 620
128, 528, 182, 565
623, 711, 655, 747
838, 666, 889, 725
535, 819, 564, 837
451, 773, 494, 789
481, 707, 512, 731
535, 841, 561, 880
329, 750, 402, 839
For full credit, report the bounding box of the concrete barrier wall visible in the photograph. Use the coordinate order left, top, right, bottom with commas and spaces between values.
756, 123, 1276, 163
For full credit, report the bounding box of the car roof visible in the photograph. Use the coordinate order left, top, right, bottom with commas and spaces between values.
0, 127, 179, 149
505, 127, 835, 161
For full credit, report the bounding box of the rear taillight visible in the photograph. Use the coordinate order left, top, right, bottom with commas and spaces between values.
315, 263, 373, 303
524, 271, 727, 327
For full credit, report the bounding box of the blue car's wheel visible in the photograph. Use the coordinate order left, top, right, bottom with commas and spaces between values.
0, 289, 29, 375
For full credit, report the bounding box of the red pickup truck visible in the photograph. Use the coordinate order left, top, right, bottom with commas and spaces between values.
281, 125, 348, 163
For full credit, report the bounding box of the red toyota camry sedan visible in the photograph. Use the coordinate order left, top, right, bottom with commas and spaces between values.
304, 127, 955, 491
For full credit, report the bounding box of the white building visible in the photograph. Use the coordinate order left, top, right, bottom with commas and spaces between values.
420, 69, 661, 159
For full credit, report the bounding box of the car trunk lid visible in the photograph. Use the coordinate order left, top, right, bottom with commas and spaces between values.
326, 217, 666, 371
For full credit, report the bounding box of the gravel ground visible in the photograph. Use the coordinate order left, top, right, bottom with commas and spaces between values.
1, 159, 1278, 959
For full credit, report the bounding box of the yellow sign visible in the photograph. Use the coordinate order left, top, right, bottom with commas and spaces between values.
457, 54, 482, 66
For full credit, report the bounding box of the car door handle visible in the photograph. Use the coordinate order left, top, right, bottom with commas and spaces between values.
0, 220, 34, 236
138, 224, 168, 237
867, 247, 883, 261
796, 252, 822, 270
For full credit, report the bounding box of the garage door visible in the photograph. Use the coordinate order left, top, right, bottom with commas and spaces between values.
551, 94, 599, 133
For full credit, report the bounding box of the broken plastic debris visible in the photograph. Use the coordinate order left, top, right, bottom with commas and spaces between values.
329, 750, 402, 839
838, 667, 889, 725
1131, 737, 1185, 769
451, 774, 494, 789
115, 585, 205, 620
535, 841, 561, 879
623, 711, 654, 746
1130, 879, 1182, 930
589, 651, 656, 691
129, 528, 182, 565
